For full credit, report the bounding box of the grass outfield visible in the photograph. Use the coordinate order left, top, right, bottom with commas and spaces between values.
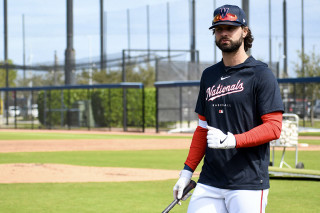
0, 150, 319, 212
0, 131, 319, 212
0, 131, 192, 140
0, 180, 319, 212
1, 150, 319, 171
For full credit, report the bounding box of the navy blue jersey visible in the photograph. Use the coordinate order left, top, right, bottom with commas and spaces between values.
195, 56, 284, 190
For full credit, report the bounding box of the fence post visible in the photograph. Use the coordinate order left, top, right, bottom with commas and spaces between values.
67, 89, 71, 130
14, 90, 17, 129
31, 90, 34, 129
60, 89, 64, 127
142, 84, 145, 132
108, 88, 111, 131
44, 90, 47, 128
48, 90, 52, 129
179, 87, 182, 129
87, 88, 91, 130
156, 86, 159, 133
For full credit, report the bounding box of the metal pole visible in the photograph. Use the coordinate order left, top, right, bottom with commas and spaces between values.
100, 0, 105, 70
31, 90, 34, 129
179, 87, 182, 128
67, 89, 71, 129
4, 0, 9, 125
65, 0, 76, 85
48, 90, 52, 129
44, 91, 47, 127
190, 0, 196, 62
104, 11, 107, 68
108, 88, 111, 130
242, 0, 250, 55
167, 2, 171, 59
155, 58, 159, 132
14, 91, 17, 129
142, 85, 145, 132
268, 0, 272, 68
283, 0, 288, 77
87, 88, 91, 130
127, 9, 131, 59
122, 50, 126, 82
60, 90, 64, 127
301, 0, 304, 75
303, 84, 306, 127
155, 85, 159, 133
54, 51, 58, 85
242, 0, 249, 26
122, 50, 127, 131
22, 14, 26, 82
146, 5, 150, 61
123, 86, 127, 132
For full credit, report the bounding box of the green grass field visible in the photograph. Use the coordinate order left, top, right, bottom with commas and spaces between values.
0, 131, 191, 140
0, 131, 319, 213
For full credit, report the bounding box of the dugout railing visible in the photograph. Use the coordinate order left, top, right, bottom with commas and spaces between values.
0, 83, 145, 132
154, 77, 320, 133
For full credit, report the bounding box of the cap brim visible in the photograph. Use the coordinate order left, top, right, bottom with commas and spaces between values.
209, 21, 242, 29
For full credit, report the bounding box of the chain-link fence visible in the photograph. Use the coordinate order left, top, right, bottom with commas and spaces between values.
0, 83, 145, 132
155, 77, 320, 132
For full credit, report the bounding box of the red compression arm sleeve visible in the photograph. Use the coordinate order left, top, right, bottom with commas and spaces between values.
235, 111, 283, 148
184, 114, 208, 171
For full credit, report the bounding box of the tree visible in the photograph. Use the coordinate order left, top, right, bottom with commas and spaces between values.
16, 71, 64, 87
126, 63, 155, 87
294, 49, 320, 125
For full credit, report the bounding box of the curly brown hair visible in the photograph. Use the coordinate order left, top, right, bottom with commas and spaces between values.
243, 27, 254, 52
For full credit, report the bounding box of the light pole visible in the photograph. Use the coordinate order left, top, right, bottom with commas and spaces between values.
65, 0, 76, 85
4, 0, 9, 125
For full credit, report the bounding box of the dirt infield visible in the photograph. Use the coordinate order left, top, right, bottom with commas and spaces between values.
0, 130, 194, 183
0, 130, 319, 183
0, 163, 190, 183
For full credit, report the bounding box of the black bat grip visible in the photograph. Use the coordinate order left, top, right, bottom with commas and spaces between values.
181, 180, 197, 197
162, 180, 197, 213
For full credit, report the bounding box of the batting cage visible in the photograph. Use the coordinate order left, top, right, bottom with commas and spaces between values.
154, 60, 211, 133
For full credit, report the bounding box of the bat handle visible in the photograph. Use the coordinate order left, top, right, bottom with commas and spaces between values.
162, 199, 179, 213
161, 180, 197, 213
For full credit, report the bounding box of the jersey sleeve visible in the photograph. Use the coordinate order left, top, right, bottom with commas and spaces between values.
195, 71, 207, 116
255, 67, 284, 116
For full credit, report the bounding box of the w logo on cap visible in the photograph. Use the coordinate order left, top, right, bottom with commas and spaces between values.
220, 8, 229, 18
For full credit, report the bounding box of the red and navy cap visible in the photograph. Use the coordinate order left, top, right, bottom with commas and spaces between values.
209, 5, 247, 29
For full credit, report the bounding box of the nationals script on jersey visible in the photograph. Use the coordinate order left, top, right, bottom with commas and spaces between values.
195, 56, 284, 190
206, 80, 244, 101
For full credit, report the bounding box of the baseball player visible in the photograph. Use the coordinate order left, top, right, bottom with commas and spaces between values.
172, 4, 284, 213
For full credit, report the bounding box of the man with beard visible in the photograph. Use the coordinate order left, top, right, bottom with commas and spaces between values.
171, 4, 284, 213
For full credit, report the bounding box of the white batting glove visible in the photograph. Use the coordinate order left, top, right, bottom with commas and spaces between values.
173, 170, 193, 202
207, 126, 236, 149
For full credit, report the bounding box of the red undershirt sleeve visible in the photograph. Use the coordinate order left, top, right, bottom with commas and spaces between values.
184, 114, 208, 171
235, 111, 283, 148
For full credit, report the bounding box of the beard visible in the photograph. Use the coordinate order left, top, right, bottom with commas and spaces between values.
215, 35, 243, 53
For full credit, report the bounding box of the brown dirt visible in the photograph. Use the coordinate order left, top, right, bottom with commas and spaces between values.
0, 163, 196, 183
0, 129, 318, 183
